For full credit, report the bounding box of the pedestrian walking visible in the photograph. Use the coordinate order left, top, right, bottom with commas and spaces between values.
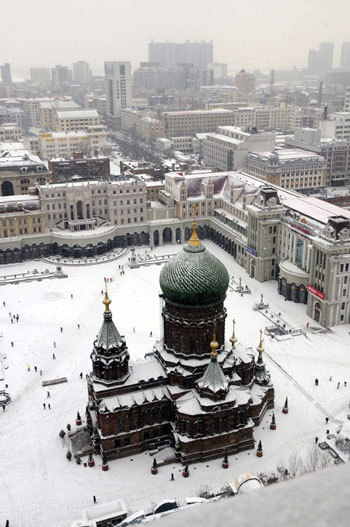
40, 370, 42, 376
27, 365, 30, 371
10, 318, 13, 324
5, 519, 9, 527
77, 323, 80, 329
170, 473, 174, 481
306, 322, 309, 328
2, 301, 5, 307
71, 294, 73, 299
47, 391, 50, 398
60, 327, 63, 333
149, 331, 152, 337
325, 417, 329, 424
2, 404, 5, 412
329, 376, 332, 381
53, 353, 56, 360
315, 378, 319, 386
43, 403, 46, 409
53, 341, 56, 348
337, 382, 340, 389
345, 381, 347, 387
133, 327, 135, 333
48, 403, 51, 410
315, 436, 318, 444
8, 312, 11, 318
34, 366, 37, 373
80, 372, 83, 379
93, 495, 97, 504
16, 314, 19, 321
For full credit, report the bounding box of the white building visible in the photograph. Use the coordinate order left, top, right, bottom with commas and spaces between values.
104, 61, 132, 119
319, 112, 350, 141
162, 109, 235, 137
39, 177, 147, 231
0, 123, 22, 142
29, 68, 51, 89
203, 126, 276, 170
245, 148, 327, 191
38, 126, 107, 159
73, 61, 92, 84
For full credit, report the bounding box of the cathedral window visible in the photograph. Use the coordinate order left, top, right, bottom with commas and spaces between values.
118, 415, 125, 432
190, 335, 196, 354
179, 335, 185, 354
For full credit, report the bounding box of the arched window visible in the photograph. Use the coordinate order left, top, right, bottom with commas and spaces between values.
77, 200, 83, 220
118, 415, 125, 432
190, 335, 196, 354
70, 205, 74, 220
179, 335, 185, 354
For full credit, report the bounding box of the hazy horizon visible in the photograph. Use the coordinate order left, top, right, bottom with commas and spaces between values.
2, 0, 350, 76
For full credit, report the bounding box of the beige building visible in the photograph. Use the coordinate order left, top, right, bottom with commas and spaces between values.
39, 178, 147, 231
235, 69, 256, 93
121, 109, 164, 143
245, 149, 327, 190
39, 100, 81, 130
161, 109, 235, 137
55, 109, 100, 132
0, 194, 45, 238
38, 126, 107, 159
0, 123, 22, 142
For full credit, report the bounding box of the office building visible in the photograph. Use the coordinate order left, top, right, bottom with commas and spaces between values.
38, 126, 107, 159
286, 127, 350, 186
73, 61, 92, 83
148, 40, 213, 69
340, 42, 350, 70
307, 43, 334, 76
203, 126, 276, 171
48, 153, 110, 182
121, 109, 164, 143
0, 194, 45, 238
245, 149, 326, 191
51, 65, 73, 90
104, 61, 132, 119
235, 69, 256, 93
30, 68, 51, 89
1, 63, 12, 84
162, 109, 235, 137
0, 123, 22, 142
55, 109, 100, 132
319, 112, 350, 141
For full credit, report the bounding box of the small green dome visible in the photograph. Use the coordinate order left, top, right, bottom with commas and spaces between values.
159, 241, 229, 305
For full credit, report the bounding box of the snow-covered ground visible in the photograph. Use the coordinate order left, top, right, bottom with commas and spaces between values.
0, 240, 350, 526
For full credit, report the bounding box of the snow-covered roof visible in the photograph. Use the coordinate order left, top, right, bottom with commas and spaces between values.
57, 109, 99, 119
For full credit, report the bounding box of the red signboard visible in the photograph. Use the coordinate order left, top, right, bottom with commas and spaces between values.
307, 285, 325, 300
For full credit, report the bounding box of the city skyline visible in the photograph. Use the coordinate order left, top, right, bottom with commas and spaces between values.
2, 0, 350, 76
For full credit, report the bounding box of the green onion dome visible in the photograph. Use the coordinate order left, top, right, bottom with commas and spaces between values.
159, 219, 229, 305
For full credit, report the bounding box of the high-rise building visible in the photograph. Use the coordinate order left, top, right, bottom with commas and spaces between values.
73, 61, 92, 83
340, 42, 350, 69
307, 43, 333, 75
235, 69, 256, 93
30, 68, 51, 89
0, 63, 12, 84
307, 49, 319, 74
51, 65, 73, 90
319, 42, 334, 74
104, 61, 132, 119
148, 40, 213, 69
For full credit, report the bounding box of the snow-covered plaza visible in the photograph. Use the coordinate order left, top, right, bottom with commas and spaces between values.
0, 240, 349, 526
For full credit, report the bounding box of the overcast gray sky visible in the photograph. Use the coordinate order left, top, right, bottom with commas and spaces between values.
1, 0, 350, 75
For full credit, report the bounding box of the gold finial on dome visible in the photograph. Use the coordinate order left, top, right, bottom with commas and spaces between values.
230, 319, 237, 349
188, 203, 201, 247
210, 321, 220, 357
103, 278, 112, 313
257, 329, 264, 360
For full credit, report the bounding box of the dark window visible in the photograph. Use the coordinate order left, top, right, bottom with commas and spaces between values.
114, 439, 120, 448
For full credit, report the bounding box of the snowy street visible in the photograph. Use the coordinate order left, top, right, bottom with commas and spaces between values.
0, 240, 349, 526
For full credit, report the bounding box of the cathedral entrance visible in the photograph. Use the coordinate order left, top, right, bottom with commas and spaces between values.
314, 302, 321, 323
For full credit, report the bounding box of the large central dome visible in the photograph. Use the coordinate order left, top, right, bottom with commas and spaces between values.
159, 219, 229, 306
